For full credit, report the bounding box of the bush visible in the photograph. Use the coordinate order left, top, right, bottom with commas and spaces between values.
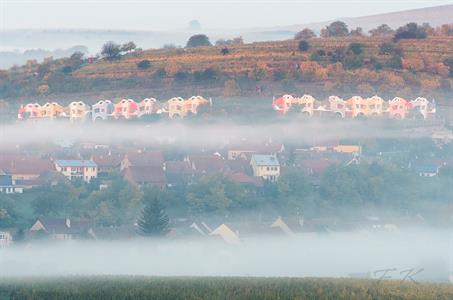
101, 41, 121, 60
137, 60, 151, 70
186, 34, 212, 48
298, 40, 310, 52
294, 28, 316, 40
394, 23, 427, 41
379, 42, 402, 56
443, 58, 453, 77
386, 55, 403, 69
343, 55, 363, 70
348, 43, 364, 55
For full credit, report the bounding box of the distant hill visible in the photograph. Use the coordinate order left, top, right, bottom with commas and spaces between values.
2, 4, 452, 59
259, 4, 453, 34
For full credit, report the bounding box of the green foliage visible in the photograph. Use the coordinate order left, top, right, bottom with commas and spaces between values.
394, 22, 427, 41
386, 55, 403, 69
0, 193, 17, 228
101, 41, 122, 60
137, 60, 151, 70
2, 276, 453, 299
295, 28, 316, 40
348, 43, 364, 55
369, 24, 395, 37
186, 34, 212, 48
342, 55, 364, 70
379, 42, 402, 56
443, 58, 453, 77
298, 40, 310, 52
121, 41, 136, 53
322, 21, 349, 37
138, 190, 169, 237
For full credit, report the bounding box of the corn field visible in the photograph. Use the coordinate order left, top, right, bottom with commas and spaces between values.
1, 277, 453, 300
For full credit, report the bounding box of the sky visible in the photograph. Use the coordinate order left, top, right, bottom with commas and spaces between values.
1, 0, 453, 31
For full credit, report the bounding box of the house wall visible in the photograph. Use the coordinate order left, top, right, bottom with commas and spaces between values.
55, 164, 97, 182
251, 164, 280, 181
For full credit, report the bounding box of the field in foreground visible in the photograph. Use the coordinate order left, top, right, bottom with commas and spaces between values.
0, 277, 452, 300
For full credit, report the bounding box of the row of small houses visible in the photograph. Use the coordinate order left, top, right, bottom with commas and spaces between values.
17, 96, 211, 121
1, 141, 447, 194
0, 214, 428, 247
0, 145, 285, 193
17, 94, 437, 122
273, 95, 436, 119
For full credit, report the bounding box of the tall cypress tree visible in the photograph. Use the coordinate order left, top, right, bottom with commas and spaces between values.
138, 195, 169, 237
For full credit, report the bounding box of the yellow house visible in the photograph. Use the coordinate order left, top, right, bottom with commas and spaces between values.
293, 94, 316, 116
54, 160, 97, 183
346, 96, 367, 118
333, 145, 361, 154
210, 224, 240, 244
366, 96, 384, 117
68, 101, 89, 121
328, 96, 347, 118
40, 102, 65, 119
250, 154, 280, 182
167, 97, 186, 118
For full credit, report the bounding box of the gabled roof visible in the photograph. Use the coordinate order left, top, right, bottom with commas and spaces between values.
186, 154, 226, 174
228, 172, 263, 187
31, 218, 92, 235
55, 160, 97, 168
165, 161, 192, 175
123, 166, 167, 186
210, 224, 240, 244
0, 156, 55, 174
125, 151, 164, 167
251, 154, 280, 166
92, 153, 123, 168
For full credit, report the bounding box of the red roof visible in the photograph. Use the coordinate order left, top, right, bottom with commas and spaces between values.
0, 156, 54, 175
92, 153, 124, 168
186, 154, 226, 174
228, 172, 263, 187
123, 166, 167, 188
165, 161, 192, 174
125, 151, 164, 167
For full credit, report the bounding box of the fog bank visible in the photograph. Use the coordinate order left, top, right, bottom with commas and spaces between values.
1, 230, 451, 282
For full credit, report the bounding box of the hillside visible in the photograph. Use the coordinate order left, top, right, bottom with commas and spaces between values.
262, 4, 453, 33
2, 35, 453, 110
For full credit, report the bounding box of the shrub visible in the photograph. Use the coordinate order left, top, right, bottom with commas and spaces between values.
443, 58, 453, 77
348, 43, 364, 55
294, 28, 316, 40
298, 40, 310, 52
137, 60, 151, 70
321, 21, 349, 37
394, 23, 427, 41
186, 34, 212, 48
101, 41, 121, 60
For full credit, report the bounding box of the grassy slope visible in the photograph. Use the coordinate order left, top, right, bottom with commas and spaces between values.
73, 37, 453, 79
1, 276, 452, 300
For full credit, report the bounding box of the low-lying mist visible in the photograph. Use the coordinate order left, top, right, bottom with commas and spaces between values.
1, 229, 451, 282
0, 119, 440, 150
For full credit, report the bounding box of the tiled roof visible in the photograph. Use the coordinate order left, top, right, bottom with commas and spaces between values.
165, 161, 192, 174
187, 154, 226, 174
92, 153, 123, 167
55, 160, 97, 167
0, 156, 55, 174
228, 172, 263, 187
251, 155, 279, 166
125, 151, 164, 167
123, 166, 167, 186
